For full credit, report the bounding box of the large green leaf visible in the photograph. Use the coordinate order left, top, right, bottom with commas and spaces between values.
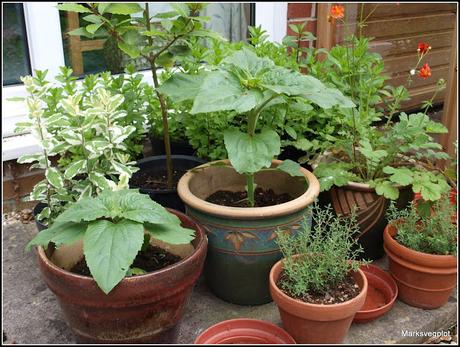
277, 159, 304, 177
158, 72, 207, 103
84, 219, 144, 294
145, 222, 195, 245
374, 180, 399, 200
222, 48, 274, 76
55, 196, 110, 223
104, 3, 143, 15
224, 128, 280, 174
56, 3, 92, 13
118, 42, 140, 59
191, 71, 263, 114
382, 166, 413, 186
313, 162, 357, 191
98, 189, 181, 225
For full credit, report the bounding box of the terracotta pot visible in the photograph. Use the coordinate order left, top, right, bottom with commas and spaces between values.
269, 259, 368, 344
194, 318, 296, 344
353, 264, 398, 323
319, 181, 413, 260
383, 223, 457, 309
36, 209, 207, 343
177, 159, 320, 305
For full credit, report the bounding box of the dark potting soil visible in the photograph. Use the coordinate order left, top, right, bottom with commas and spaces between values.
277, 271, 361, 305
130, 169, 186, 190
69, 245, 181, 276
206, 187, 293, 207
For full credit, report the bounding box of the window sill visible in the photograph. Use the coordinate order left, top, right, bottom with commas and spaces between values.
3, 133, 39, 162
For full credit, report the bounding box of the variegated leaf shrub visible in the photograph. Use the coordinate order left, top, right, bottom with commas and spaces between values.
15, 70, 140, 224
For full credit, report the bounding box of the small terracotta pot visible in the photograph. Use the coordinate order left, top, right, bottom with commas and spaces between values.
383, 223, 457, 309
353, 264, 398, 323
194, 318, 296, 344
178, 159, 320, 305
269, 258, 368, 344
36, 209, 207, 343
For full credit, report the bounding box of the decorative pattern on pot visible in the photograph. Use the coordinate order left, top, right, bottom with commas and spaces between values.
328, 183, 413, 260
187, 206, 310, 305
177, 159, 320, 306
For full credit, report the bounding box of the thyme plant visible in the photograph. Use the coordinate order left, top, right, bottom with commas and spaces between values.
276, 203, 367, 296
386, 199, 457, 256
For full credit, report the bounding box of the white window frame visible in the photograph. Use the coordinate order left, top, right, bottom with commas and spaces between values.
2, 2, 287, 161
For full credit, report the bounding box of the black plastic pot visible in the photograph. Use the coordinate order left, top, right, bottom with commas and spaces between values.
150, 136, 196, 156
130, 155, 207, 212
33, 203, 48, 231
278, 145, 312, 171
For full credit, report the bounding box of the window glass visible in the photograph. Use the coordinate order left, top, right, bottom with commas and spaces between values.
58, 3, 252, 77
2, 3, 31, 85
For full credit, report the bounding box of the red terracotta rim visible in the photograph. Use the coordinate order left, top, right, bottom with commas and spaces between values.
354, 264, 398, 322
383, 223, 457, 268
194, 318, 296, 344
37, 208, 207, 283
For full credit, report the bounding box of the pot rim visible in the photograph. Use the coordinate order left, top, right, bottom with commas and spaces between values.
194, 318, 296, 344
36, 209, 207, 286
177, 159, 320, 219
269, 256, 368, 311
384, 222, 457, 266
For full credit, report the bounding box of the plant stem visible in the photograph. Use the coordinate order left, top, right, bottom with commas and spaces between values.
145, 4, 173, 188
246, 174, 255, 207
36, 110, 52, 213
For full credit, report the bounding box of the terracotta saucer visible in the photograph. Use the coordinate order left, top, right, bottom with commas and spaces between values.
194, 318, 296, 344
353, 264, 398, 323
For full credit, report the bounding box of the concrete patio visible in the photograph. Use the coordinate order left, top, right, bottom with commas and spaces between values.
2, 218, 457, 344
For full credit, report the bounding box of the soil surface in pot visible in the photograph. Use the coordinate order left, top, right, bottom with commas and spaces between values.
130, 169, 186, 190
277, 271, 360, 305
206, 188, 293, 207
70, 245, 181, 276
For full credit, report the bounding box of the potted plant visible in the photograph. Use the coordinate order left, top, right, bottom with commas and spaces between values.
158, 48, 353, 304
26, 188, 207, 343
269, 204, 368, 344
305, 7, 451, 260
14, 72, 140, 230
58, 2, 220, 210
383, 197, 457, 309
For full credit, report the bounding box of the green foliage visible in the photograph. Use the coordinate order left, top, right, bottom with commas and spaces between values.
276, 203, 367, 296
159, 48, 353, 205
386, 198, 456, 256
15, 69, 139, 224
26, 189, 195, 294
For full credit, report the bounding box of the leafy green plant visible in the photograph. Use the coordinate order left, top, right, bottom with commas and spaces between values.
275, 203, 367, 297
159, 48, 354, 206
58, 2, 222, 188
26, 189, 195, 294
14, 72, 138, 224
292, 5, 453, 202
386, 198, 456, 256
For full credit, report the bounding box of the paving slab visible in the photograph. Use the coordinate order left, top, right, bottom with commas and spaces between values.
2, 219, 457, 344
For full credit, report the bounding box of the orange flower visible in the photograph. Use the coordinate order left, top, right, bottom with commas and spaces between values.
417, 42, 431, 55
329, 4, 345, 19
418, 63, 431, 79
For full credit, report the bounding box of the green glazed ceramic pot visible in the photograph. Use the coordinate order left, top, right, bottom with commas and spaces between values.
177, 160, 320, 305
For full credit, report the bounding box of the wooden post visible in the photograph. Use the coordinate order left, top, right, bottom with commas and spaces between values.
316, 3, 335, 59
67, 12, 84, 75
440, 21, 457, 159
